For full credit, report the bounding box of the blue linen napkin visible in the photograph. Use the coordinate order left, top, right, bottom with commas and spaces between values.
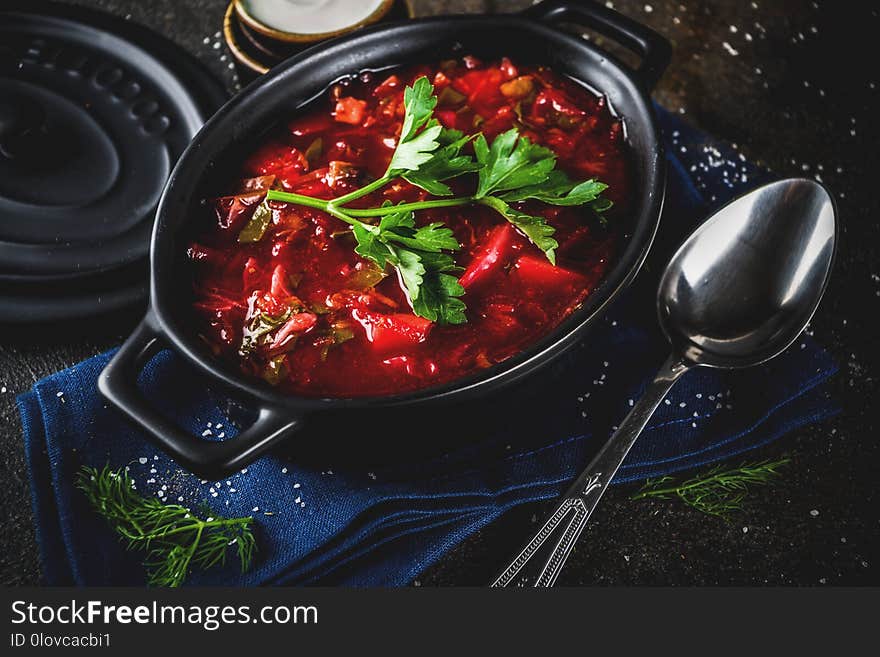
17, 107, 839, 586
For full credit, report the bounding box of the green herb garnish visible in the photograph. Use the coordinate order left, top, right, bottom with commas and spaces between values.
240, 307, 292, 355
237, 199, 273, 243
350, 207, 466, 324
402, 126, 481, 196
252, 76, 611, 324
77, 466, 256, 587
630, 458, 791, 521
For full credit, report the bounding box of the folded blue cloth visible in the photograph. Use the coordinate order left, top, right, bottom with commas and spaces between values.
18, 108, 839, 586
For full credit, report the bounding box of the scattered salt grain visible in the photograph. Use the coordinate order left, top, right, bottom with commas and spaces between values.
722, 42, 739, 56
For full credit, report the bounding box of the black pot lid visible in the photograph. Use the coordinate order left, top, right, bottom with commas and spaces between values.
0, 1, 227, 321
0, 262, 148, 324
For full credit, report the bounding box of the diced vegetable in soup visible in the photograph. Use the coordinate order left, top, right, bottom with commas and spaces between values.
186, 57, 631, 397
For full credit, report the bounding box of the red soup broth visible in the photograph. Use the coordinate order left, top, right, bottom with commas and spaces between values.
186, 57, 632, 398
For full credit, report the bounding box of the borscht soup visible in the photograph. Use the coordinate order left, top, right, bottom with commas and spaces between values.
186, 56, 632, 397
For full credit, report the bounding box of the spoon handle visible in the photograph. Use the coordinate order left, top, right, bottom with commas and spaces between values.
491, 354, 691, 587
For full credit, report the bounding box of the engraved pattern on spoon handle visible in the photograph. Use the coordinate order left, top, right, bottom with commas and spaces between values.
492, 354, 691, 587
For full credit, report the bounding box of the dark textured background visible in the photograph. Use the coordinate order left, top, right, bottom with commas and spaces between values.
1, 0, 877, 586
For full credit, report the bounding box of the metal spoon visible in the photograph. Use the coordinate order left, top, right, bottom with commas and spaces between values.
492, 178, 837, 587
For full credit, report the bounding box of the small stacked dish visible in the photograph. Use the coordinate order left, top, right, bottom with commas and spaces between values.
0, 1, 226, 323
224, 0, 415, 81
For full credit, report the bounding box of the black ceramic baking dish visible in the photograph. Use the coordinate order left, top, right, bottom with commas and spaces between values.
99, 0, 671, 478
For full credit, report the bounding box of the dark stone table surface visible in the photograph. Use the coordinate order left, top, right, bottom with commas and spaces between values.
1, 0, 876, 586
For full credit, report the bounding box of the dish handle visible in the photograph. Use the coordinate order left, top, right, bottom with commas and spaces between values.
523, 0, 672, 91
98, 315, 301, 479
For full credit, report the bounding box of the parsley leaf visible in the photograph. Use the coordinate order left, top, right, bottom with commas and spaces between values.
410, 251, 466, 324
413, 270, 467, 325
402, 127, 479, 196
386, 78, 442, 175
473, 128, 557, 198
351, 222, 387, 266
478, 196, 559, 265
349, 209, 466, 325
500, 170, 610, 208
399, 76, 436, 142
385, 221, 460, 252
389, 245, 426, 306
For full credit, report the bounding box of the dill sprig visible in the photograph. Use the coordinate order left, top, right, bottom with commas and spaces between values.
630, 458, 790, 521
76, 466, 256, 587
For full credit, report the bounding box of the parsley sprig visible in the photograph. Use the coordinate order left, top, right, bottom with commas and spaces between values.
255, 75, 611, 324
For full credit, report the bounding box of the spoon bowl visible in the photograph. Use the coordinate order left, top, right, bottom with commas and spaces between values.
658, 178, 837, 368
